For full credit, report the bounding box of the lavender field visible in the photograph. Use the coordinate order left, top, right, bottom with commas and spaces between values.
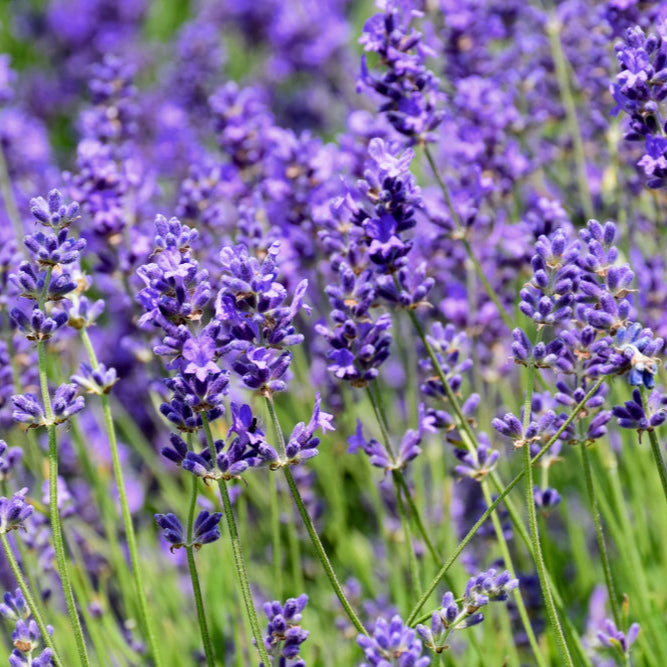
1, 0, 666, 665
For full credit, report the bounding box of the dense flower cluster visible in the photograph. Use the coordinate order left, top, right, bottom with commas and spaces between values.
0, 0, 664, 665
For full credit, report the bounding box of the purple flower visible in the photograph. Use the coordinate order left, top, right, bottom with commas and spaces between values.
612, 388, 667, 437
357, 1, 444, 142
155, 511, 222, 552
358, 614, 430, 667
9, 618, 53, 666
0, 589, 29, 622
597, 619, 640, 657
282, 393, 335, 465
0, 488, 34, 534
260, 594, 309, 667
534, 487, 562, 511
71, 362, 118, 395
453, 441, 500, 481
10, 307, 68, 341
30, 189, 80, 230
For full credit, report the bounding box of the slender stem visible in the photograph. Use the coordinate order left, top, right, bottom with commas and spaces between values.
287, 504, 305, 594
523, 435, 573, 667
519, 328, 572, 666
263, 395, 285, 596
79, 328, 163, 667
69, 416, 135, 616
497, 489, 593, 667
216, 477, 270, 665
544, 11, 594, 220
367, 384, 456, 588
0, 533, 63, 666
185, 439, 216, 667
186, 545, 216, 667
392, 471, 421, 594
201, 415, 270, 664
366, 385, 421, 587
422, 146, 514, 331
640, 386, 667, 508
393, 473, 439, 565
268, 473, 284, 597
282, 465, 368, 636
406, 377, 604, 625
262, 396, 367, 635
579, 440, 621, 628
38, 339, 90, 667
366, 384, 395, 459
480, 483, 547, 667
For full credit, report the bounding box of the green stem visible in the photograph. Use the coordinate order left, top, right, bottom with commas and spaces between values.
186, 544, 216, 667
406, 377, 604, 625
185, 435, 216, 667
37, 338, 90, 667
422, 145, 514, 331
216, 477, 269, 665
0, 533, 63, 666
68, 416, 135, 618
579, 440, 621, 628
262, 396, 367, 636
366, 385, 421, 588
282, 466, 368, 637
264, 395, 285, 596
519, 329, 572, 666
544, 11, 594, 220
480, 483, 547, 667
523, 434, 573, 667
201, 415, 269, 664
392, 471, 421, 594
268, 472, 284, 597
393, 473, 439, 566
640, 386, 667, 508
79, 328, 163, 667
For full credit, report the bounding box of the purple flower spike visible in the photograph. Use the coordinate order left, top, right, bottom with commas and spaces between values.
358, 614, 430, 667
612, 388, 667, 439
597, 619, 640, 657
0, 489, 34, 534
261, 594, 309, 667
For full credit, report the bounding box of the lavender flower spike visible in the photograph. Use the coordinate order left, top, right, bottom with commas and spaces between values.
0, 489, 34, 534
260, 594, 309, 667
358, 614, 430, 666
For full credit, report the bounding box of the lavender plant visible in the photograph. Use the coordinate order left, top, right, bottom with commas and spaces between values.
0, 0, 666, 665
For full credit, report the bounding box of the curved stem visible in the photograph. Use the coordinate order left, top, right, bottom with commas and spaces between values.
37, 339, 90, 667
268, 473, 284, 598
640, 386, 667, 508
480, 483, 547, 667
263, 395, 285, 596
262, 396, 367, 635
0, 533, 63, 666
186, 544, 216, 667
580, 441, 621, 628
216, 477, 270, 665
392, 471, 421, 594
282, 465, 368, 636
201, 415, 270, 664
406, 377, 604, 625
523, 434, 573, 667
79, 329, 163, 667
185, 439, 216, 667
519, 329, 572, 666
